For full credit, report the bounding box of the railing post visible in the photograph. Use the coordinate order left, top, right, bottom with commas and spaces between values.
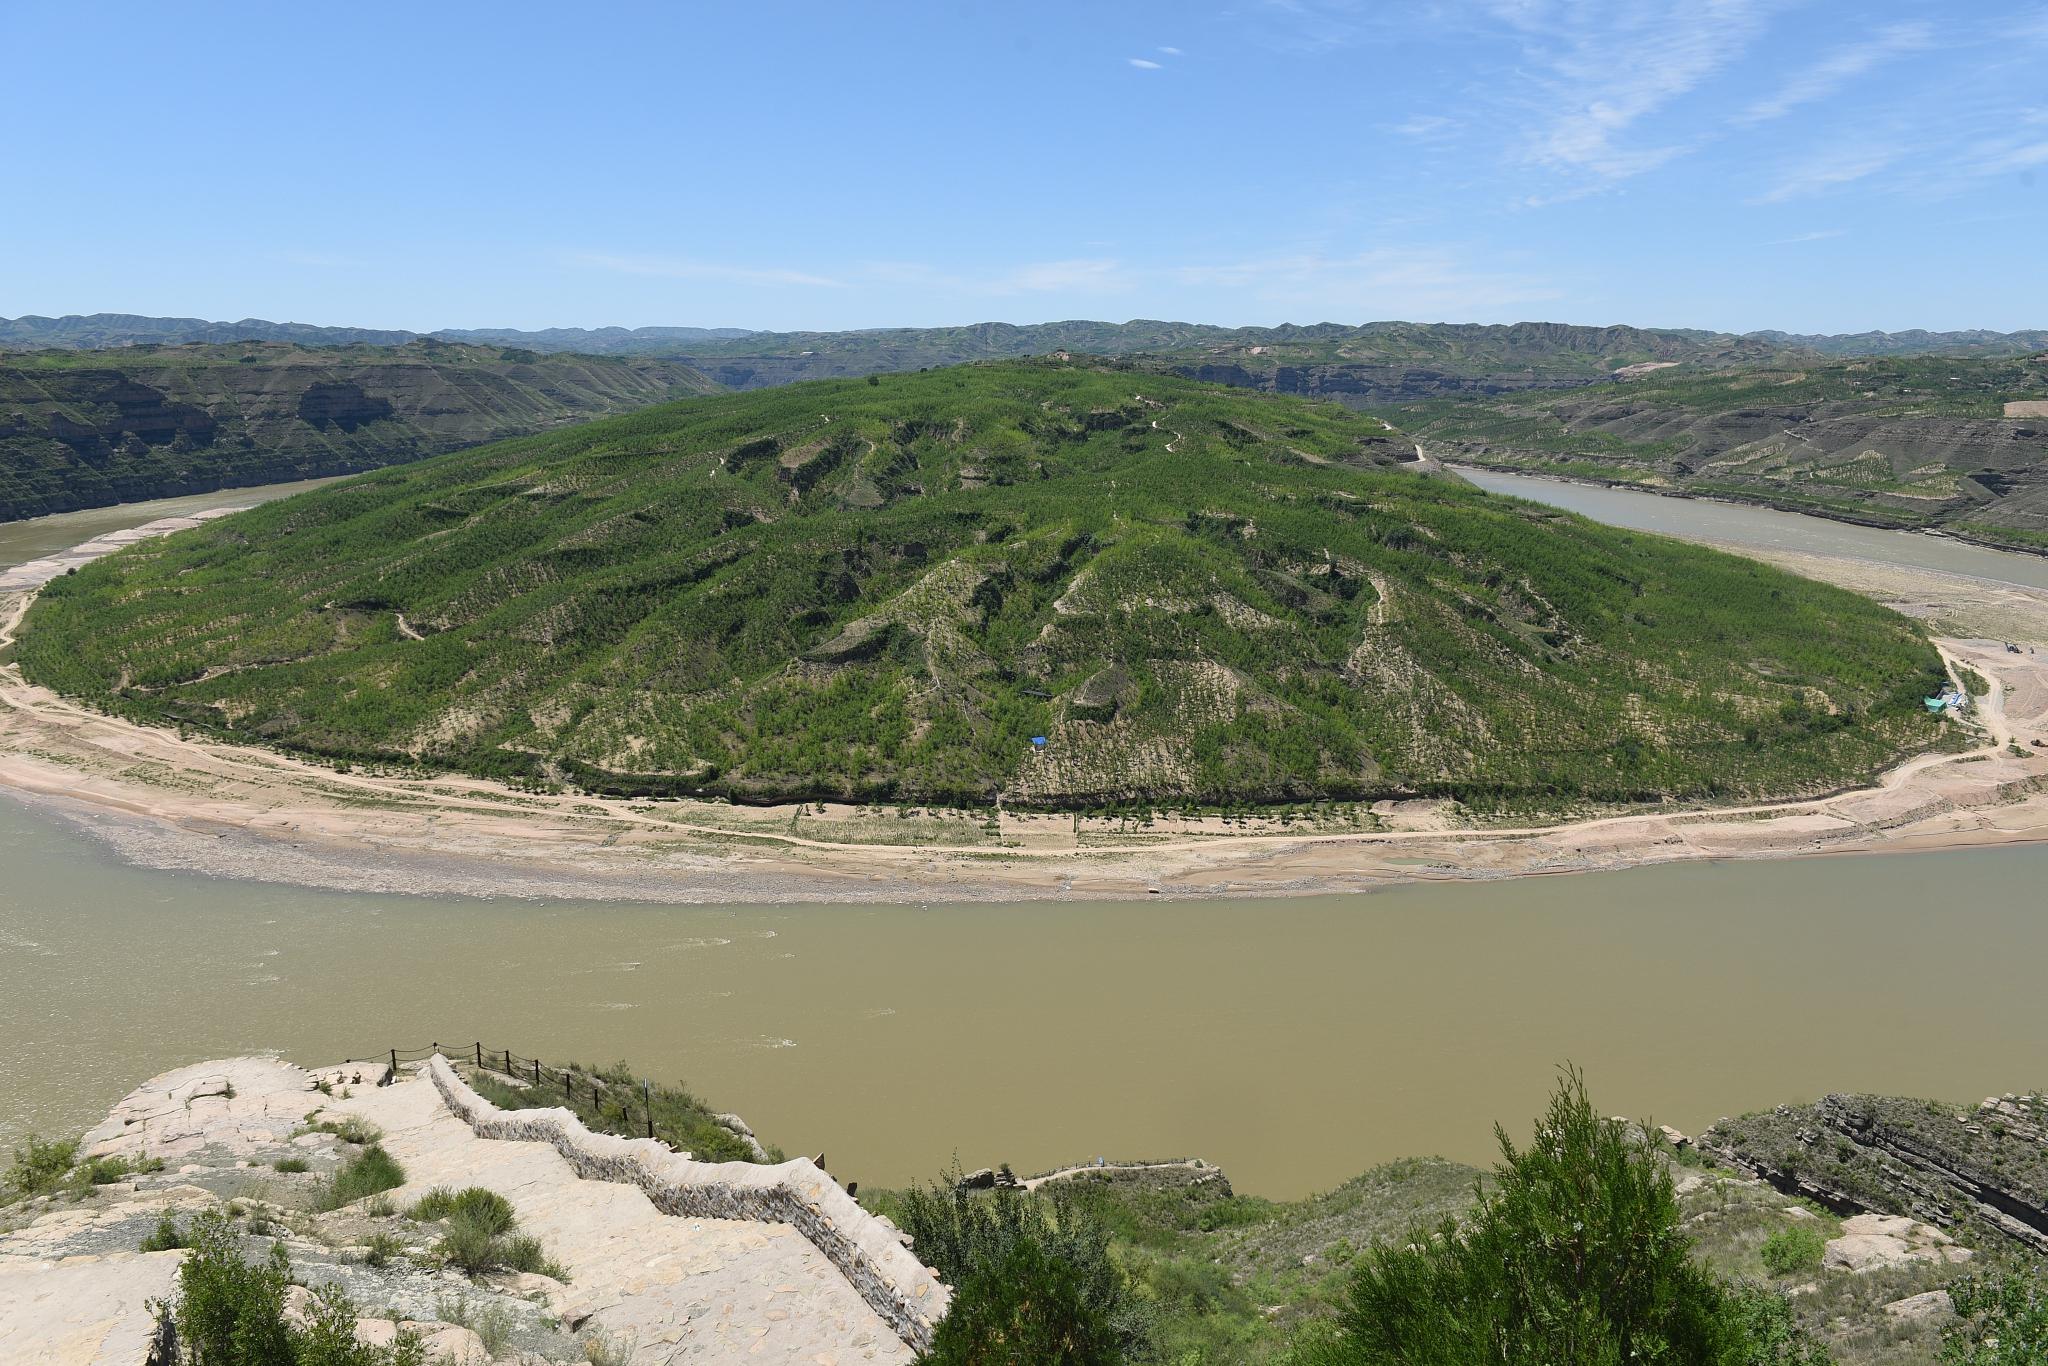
533, 1057, 541, 1087
644, 1080, 654, 1139
474, 1042, 482, 1068
505, 1047, 512, 1076
389, 1048, 397, 1075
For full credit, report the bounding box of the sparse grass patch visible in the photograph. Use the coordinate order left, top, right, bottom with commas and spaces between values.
297, 1115, 381, 1146
416, 1185, 567, 1280
434, 1291, 518, 1357
358, 1229, 407, 1268
273, 1156, 311, 1174
311, 1144, 405, 1212
410, 1185, 513, 1232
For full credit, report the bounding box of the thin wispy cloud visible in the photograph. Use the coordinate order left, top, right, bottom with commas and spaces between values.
1756, 144, 1897, 203
1160, 45, 1185, 55
1392, 114, 1456, 139
1765, 229, 1847, 245
1129, 57, 1163, 69
568, 252, 841, 287
1495, 0, 1779, 183
1737, 21, 1931, 124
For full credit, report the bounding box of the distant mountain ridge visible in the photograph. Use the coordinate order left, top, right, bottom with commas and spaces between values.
5, 312, 2041, 363
0, 315, 757, 353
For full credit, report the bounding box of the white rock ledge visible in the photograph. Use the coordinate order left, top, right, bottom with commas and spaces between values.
424, 1053, 950, 1351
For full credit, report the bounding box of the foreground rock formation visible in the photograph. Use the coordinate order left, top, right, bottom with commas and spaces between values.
0, 1055, 934, 1364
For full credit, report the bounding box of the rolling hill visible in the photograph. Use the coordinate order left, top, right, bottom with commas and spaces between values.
17, 361, 1945, 809
0, 340, 717, 522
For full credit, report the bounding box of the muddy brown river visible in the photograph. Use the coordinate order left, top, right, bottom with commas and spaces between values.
4, 479, 2047, 1197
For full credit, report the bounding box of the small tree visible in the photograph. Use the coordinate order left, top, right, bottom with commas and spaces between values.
1296, 1068, 1823, 1366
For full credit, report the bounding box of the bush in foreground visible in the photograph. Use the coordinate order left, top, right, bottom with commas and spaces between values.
164, 1206, 424, 1365
1943, 1269, 2048, 1365
1293, 1069, 1830, 1366
896, 1173, 1147, 1364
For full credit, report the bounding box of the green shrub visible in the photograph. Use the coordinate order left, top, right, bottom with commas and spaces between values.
1728, 1284, 1834, 1365
1759, 1225, 1826, 1277
416, 1187, 566, 1279
359, 1230, 406, 1268
921, 1237, 1122, 1365
311, 1145, 404, 1212
273, 1157, 311, 1174
896, 1173, 1147, 1361
139, 1211, 188, 1252
165, 1207, 425, 1365
410, 1185, 513, 1234
501, 1234, 566, 1277
295, 1281, 425, 1366
434, 1213, 502, 1274
1944, 1269, 2048, 1365
3, 1134, 78, 1198
1293, 1069, 1829, 1366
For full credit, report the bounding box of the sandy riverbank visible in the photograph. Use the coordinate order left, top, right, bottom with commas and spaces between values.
4, 526, 2047, 902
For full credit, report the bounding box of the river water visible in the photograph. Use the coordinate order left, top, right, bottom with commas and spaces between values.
3, 479, 2046, 1198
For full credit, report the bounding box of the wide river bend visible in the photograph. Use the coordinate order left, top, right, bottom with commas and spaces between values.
2, 478, 2045, 1197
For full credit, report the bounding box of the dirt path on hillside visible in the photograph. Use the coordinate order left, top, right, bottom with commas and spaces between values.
4, 525, 2048, 902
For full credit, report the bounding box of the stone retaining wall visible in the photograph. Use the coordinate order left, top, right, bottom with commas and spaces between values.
425, 1054, 948, 1351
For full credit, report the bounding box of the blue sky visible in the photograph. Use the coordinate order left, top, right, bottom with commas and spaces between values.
4, 1, 2044, 334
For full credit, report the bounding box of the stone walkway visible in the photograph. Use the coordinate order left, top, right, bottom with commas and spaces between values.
330, 1071, 912, 1364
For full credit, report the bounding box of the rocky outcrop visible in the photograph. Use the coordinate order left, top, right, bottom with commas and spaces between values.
1698, 1092, 2048, 1254
1822, 1213, 1972, 1272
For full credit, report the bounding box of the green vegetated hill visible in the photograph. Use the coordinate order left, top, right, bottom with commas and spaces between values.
1402, 354, 2048, 551
19, 361, 1946, 808
0, 339, 717, 522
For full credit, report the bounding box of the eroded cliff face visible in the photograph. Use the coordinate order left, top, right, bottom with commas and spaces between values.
0, 341, 716, 521
1699, 1092, 2048, 1254
1169, 361, 1593, 405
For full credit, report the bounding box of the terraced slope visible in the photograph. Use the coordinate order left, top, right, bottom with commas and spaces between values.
18, 361, 1945, 808
0, 340, 717, 521
1403, 354, 2048, 551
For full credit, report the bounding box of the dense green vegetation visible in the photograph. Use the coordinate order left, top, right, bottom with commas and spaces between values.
20, 361, 1946, 808
0, 339, 715, 522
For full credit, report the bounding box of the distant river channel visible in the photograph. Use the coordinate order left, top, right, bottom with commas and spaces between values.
4, 478, 2048, 1198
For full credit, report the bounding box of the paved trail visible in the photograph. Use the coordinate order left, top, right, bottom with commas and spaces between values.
335, 1071, 913, 1364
